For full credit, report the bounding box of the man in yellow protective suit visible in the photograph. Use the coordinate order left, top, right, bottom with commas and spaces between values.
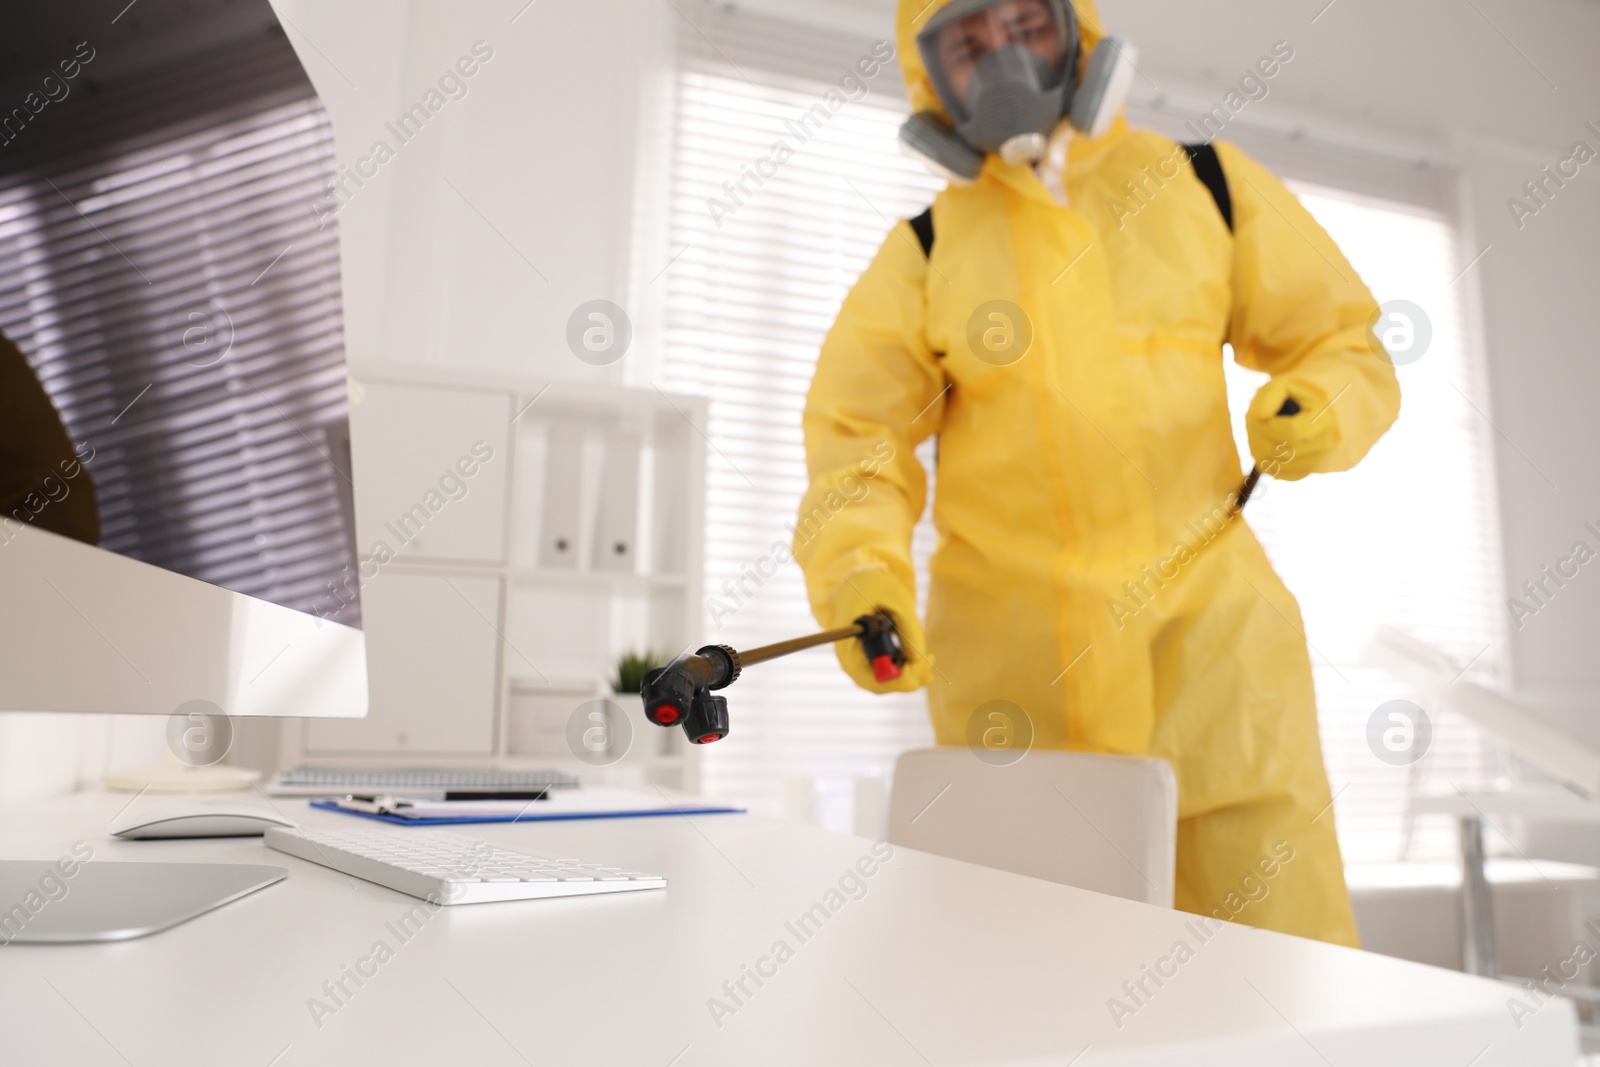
794, 0, 1398, 947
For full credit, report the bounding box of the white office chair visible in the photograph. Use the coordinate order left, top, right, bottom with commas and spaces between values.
887, 748, 1178, 907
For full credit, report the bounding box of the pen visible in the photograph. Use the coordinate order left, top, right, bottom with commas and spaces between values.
443, 789, 549, 801
339, 794, 404, 813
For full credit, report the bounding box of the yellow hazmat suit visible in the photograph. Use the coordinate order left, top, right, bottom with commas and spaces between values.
795, 0, 1399, 946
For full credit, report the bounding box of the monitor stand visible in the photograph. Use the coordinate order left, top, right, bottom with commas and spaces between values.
101, 724, 263, 792
102, 764, 260, 792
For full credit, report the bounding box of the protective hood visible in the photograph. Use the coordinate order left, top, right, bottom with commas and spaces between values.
898, 0, 1107, 123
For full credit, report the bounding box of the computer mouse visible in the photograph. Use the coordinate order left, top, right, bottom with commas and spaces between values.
108, 802, 297, 840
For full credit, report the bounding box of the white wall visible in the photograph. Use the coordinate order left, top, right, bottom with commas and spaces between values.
316, 0, 673, 386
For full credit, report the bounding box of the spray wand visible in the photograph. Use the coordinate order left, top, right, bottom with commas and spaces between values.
640, 613, 904, 745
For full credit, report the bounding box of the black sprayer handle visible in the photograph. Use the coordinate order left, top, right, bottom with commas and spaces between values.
853, 612, 905, 683
1234, 395, 1303, 513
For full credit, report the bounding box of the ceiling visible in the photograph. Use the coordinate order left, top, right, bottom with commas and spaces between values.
1100, 0, 1597, 155
755, 0, 1600, 156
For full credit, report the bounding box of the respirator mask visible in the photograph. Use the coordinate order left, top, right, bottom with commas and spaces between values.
901, 0, 1138, 183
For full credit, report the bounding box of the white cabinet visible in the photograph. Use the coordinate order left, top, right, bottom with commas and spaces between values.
290, 369, 707, 792
306, 572, 501, 755
350, 381, 511, 564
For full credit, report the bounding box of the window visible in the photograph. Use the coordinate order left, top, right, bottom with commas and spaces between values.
1222, 181, 1506, 864
662, 6, 1506, 861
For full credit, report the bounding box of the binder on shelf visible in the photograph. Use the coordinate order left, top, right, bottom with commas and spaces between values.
540, 423, 584, 569
593, 428, 641, 573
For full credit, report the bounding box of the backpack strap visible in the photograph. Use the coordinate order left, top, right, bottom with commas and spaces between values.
1181, 142, 1233, 232
908, 207, 935, 257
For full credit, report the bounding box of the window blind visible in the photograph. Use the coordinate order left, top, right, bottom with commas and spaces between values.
662, 3, 942, 826
664, 6, 1506, 861
0, 29, 359, 626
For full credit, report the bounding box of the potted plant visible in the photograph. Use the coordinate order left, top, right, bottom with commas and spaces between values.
611, 649, 668, 757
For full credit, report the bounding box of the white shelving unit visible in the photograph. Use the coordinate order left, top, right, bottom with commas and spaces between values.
282, 365, 708, 793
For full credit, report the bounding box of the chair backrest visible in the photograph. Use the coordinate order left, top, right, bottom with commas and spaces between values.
887, 748, 1178, 907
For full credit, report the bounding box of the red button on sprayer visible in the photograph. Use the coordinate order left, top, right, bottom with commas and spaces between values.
653, 705, 680, 725
699, 733, 722, 743
872, 655, 901, 683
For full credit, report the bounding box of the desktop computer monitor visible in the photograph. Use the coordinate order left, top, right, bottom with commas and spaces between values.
0, 0, 367, 724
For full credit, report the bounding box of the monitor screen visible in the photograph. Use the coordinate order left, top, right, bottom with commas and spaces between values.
0, 0, 360, 628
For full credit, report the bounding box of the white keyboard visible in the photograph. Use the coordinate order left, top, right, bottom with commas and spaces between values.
264, 826, 665, 904
267, 766, 579, 795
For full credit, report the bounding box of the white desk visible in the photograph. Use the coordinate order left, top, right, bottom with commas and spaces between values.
0, 790, 1577, 1066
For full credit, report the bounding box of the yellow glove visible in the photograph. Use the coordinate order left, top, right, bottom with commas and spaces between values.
828, 569, 933, 694
1247, 378, 1342, 482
